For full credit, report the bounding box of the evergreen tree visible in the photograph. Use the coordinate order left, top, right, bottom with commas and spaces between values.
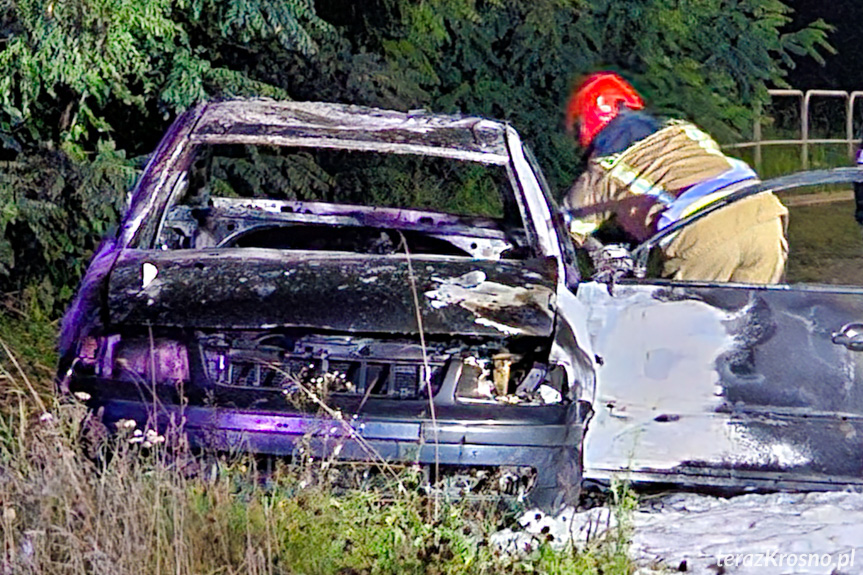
0, 0, 328, 307
306, 0, 830, 190
0, 0, 329, 154
0, 0, 834, 308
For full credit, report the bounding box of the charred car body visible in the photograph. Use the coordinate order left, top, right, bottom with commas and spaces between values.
59, 100, 592, 508
60, 99, 863, 508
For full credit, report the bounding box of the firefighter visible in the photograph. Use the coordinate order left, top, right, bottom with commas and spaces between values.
563, 72, 788, 283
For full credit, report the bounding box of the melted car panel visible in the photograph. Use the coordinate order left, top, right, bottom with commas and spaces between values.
578, 279, 863, 490
108, 250, 557, 337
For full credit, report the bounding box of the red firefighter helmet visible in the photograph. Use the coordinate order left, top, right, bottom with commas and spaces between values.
566, 72, 645, 147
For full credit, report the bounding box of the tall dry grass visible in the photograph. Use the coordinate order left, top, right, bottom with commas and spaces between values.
0, 309, 634, 575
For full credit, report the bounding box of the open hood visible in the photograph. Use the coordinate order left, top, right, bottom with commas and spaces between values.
107, 249, 557, 337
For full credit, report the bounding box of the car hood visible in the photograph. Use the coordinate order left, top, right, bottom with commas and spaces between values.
107, 249, 557, 337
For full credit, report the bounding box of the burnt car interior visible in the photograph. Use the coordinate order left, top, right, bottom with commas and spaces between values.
62, 103, 588, 509
158, 144, 532, 261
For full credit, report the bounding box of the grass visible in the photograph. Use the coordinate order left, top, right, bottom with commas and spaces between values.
786, 200, 863, 285
733, 143, 856, 180
0, 309, 636, 575
731, 143, 855, 201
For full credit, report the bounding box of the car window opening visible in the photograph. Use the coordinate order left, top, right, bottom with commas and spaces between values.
157, 144, 530, 260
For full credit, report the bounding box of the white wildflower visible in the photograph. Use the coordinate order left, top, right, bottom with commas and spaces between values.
145, 429, 165, 444
116, 419, 137, 430
73, 391, 91, 402
39, 412, 53, 423
130, 428, 164, 447
129, 429, 145, 443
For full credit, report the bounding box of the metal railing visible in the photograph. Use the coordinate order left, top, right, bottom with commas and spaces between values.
726, 89, 863, 171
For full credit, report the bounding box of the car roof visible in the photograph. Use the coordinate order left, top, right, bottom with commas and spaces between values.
189, 99, 512, 164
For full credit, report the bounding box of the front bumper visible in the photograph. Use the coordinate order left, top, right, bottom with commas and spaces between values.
72, 377, 585, 509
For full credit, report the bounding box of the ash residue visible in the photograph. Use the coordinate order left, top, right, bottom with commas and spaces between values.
494, 490, 863, 574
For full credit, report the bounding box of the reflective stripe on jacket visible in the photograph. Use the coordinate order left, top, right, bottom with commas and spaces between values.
564, 119, 753, 243
657, 159, 757, 230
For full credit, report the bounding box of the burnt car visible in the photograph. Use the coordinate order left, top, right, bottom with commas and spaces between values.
59, 99, 863, 508
58, 100, 592, 508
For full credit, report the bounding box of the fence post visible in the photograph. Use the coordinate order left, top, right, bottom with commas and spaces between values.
802, 93, 808, 169
764, 89, 805, 169
849, 92, 863, 159
803, 90, 848, 170
724, 89, 863, 172
753, 101, 762, 172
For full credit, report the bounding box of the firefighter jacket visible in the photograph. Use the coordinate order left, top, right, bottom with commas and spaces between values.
564, 117, 758, 244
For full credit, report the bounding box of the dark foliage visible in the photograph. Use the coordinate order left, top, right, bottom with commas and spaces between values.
0, 0, 832, 312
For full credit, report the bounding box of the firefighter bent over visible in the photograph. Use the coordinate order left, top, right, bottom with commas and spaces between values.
563, 72, 788, 284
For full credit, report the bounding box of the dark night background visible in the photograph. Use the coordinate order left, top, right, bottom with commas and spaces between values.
786, 2, 863, 90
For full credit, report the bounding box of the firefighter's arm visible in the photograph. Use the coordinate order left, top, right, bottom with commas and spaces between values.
562, 165, 609, 247
564, 173, 637, 282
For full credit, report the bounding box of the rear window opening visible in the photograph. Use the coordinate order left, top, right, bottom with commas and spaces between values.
157, 144, 530, 259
